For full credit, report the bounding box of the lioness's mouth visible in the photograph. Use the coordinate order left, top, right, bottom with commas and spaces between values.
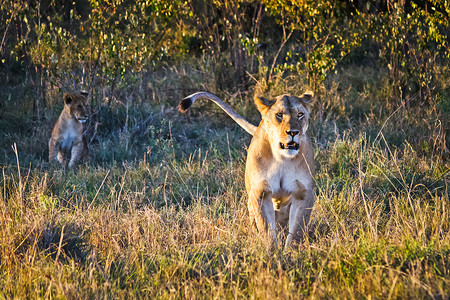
77, 117, 88, 123
280, 141, 299, 150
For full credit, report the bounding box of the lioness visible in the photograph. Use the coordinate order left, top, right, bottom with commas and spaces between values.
49, 91, 90, 168
179, 91, 315, 248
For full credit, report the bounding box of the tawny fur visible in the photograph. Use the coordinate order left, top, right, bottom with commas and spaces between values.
179, 91, 315, 248
49, 91, 90, 168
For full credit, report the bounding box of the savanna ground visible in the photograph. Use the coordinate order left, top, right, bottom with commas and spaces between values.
1, 0, 449, 298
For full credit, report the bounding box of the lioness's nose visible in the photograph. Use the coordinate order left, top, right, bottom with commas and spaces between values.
286, 130, 299, 137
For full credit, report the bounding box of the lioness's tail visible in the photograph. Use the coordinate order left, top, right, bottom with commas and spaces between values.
178, 91, 257, 135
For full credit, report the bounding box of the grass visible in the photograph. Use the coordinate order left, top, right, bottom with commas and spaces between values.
0, 63, 449, 298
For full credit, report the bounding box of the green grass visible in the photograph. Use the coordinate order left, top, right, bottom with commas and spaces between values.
0, 64, 449, 298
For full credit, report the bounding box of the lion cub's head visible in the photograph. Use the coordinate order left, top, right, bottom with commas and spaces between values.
255, 92, 313, 159
64, 91, 90, 123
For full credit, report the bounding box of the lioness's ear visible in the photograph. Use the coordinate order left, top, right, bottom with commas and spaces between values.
254, 96, 274, 115
64, 92, 73, 106
299, 91, 314, 112
299, 91, 314, 104
80, 90, 89, 98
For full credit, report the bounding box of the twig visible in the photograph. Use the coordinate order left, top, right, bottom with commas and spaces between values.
267, 26, 294, 82
12, 143, 23, 205
373, 92, 419, 144
311, 235, 338, 296
0, 6, 17, 55
55, 225, 65, 263
88, 169, 111, 210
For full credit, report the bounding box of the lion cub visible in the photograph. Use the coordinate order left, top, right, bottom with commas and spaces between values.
49, 91, 90, 168
179, 92, 315, 249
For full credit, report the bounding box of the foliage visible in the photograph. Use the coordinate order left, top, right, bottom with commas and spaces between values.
1, 0, 449, 102
366, 1, 450, 102
261, 0, 364, 88
86, 0, 190, 84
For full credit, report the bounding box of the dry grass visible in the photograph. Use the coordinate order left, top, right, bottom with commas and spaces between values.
0, 64, 449, 298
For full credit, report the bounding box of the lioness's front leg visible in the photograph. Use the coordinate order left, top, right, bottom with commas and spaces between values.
248, 182, 278, 245
48, 138, 60, 164
285, 181, 314, 249
68, 139, 84, 168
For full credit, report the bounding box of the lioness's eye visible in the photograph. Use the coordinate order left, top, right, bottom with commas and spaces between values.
276, 112, 283, 120
298, 112, 304, 119
78, 105, 82, 109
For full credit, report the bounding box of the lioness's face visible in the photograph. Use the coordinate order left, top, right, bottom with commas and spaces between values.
256, 94, 312, 159
64, 92, 90, 123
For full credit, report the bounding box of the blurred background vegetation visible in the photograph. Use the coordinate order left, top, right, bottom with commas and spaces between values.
1, 0, 449, 107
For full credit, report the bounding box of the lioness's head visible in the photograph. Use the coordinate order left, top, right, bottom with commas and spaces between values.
64, 91, 90, 123
255, 92, 313, 159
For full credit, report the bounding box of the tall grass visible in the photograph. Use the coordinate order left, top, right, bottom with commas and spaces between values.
0, 64, 449, 298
